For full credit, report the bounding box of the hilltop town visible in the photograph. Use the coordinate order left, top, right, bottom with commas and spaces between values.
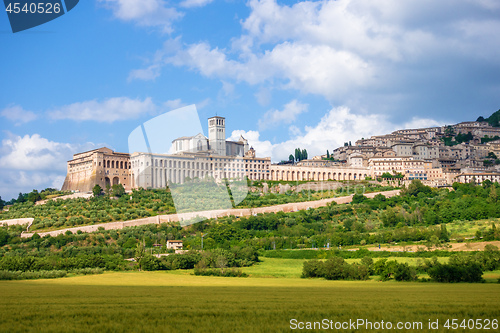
329, 110, 500, 185
62, 110, 500, 193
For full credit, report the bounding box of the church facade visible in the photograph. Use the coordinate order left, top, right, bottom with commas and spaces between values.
131, 116, 271, 188
61, 116, 271, 192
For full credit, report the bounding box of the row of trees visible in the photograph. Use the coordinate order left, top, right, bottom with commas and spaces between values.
92, 184, 126, 197
289, 148, 308, 162
477, 109, 500, 127
135, 245, 259, 273
301, 246, 500, 283
3, 188, 66, 206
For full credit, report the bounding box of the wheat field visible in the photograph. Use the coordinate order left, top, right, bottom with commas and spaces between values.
0, 269, 499, 332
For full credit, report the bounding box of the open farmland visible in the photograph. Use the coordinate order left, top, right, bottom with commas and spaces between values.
0, 272, 499, 333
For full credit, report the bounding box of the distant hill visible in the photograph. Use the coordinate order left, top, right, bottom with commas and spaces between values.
477, 109, 500, 127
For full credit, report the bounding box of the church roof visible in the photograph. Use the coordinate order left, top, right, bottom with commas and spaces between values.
171, 133, 207, 143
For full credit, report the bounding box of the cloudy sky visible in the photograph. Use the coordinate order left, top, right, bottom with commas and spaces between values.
1, 0, 500, 200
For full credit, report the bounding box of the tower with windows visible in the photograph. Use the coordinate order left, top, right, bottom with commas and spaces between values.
208, 116, 226, 156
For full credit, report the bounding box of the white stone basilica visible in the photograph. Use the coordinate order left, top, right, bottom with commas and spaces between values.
130, 116, 271, 188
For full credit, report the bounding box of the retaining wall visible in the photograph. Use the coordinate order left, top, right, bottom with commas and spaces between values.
20, 190, 400, 238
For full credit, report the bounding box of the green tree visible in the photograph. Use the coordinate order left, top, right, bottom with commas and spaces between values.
487, 152, 498, 159
323, 257, 347, 280
289, 154, 294, 162
488, 186, 498, 203
27, 190, 41, 203
302, 149, 308, 160
439, 224, 449, 242
16, 192, 26, 203
381, 208, 397, 227
326, 150, 330, 159
361, 256, 374, 274
0, 196, 4, 211
92, 184, 103, 197
135, 241, 146, 271
483, 109, 500, 127
112, 184, 126, 197
402, 180, 432, 196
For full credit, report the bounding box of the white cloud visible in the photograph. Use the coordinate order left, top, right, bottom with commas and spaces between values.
288, 125, 302, 137
196, 98, 211, 110
179, 0, 214, 8
1, 105, 37, 125
255, 87, 271, 106
0, 134, 95, 171
131, 0, 500, 122
48, 97, 156, 123
258, 100, 308, 130
163, 99, 186, 110
403, 117, 445, 129
163, 40, 373, 99
128, 65, 162, 81
227, 130, 274, 158
0, 171, 67, 201
0, 134, 99, 200
98, 0, 182, 33
221, 81, 235, 96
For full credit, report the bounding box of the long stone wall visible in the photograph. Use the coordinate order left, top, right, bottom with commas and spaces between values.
20, 190, 400, 238
1, 218, 34, 227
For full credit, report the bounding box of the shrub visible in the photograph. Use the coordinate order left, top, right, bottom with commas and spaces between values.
70, 268, 104, 275
165, 252, 202, 270
392, 263, 418, 281
428, 262, 483, 283
140, 255, 166, 271
323, 257, 347, 280
193, 268, 247, 277
301, 257, 370, 280
0, 270, 68, 280
301, 260, 324, 278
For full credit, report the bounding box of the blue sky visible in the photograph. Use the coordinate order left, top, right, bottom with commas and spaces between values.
1, 0, 500, 200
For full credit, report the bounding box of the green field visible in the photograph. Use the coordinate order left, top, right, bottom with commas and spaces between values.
1, 265, 499, 332
240, 257, 453, 279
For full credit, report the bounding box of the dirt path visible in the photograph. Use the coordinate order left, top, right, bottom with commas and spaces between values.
366, 240, 500, 252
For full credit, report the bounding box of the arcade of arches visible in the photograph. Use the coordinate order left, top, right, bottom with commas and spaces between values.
269, 165, 369, 182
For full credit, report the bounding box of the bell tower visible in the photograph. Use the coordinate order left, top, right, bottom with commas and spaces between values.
208, 116, 226, 156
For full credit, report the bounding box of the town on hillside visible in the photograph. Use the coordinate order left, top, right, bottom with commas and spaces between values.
62, 110, 500, 194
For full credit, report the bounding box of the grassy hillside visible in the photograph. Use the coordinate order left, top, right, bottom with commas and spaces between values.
478, 109, 500, 127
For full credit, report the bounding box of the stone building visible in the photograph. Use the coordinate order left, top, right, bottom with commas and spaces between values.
61, 147, 132, 192
455, 172, 500, 184
171, 116, 249, 156
130, 116, 271, 188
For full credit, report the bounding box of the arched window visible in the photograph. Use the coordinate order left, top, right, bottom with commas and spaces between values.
197, 140, 203, 151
